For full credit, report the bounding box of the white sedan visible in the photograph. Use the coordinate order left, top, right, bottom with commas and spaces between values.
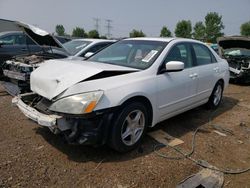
13, 37, 229, 152
63, 38, 116, 59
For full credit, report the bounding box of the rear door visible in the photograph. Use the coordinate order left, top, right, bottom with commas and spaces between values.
191, 43, 220, 101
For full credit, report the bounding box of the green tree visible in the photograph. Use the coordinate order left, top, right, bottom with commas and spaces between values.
174, 20, 192, 38
55, 24, 65, 36
72, 27, 87, 38
240, 21, 250, 36
129, 29, 146, 37
205, 12, 224, 43
88, 30, 100, 38
160, 26, 172, 37
100, 35, 107, 39
193, 21, 206, 40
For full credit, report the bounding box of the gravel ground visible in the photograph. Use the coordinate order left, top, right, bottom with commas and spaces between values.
0, 83, 249, 188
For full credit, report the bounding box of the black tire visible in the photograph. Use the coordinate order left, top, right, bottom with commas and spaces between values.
109, 102, 149, 153
206, 81, 224, 109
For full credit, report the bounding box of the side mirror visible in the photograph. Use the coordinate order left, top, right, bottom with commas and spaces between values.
165, 61, 184, 72
84, 52, 94, 58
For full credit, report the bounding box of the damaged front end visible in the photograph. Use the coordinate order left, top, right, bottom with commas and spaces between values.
12, 93, 115, 146
1, 53, 67, 95
217, 36, 250, 83
0, 21, 69, 95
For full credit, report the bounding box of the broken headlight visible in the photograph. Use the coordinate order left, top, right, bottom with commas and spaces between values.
49, 91, 103, 114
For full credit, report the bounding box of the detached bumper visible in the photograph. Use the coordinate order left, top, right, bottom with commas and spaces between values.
12, 94, 61, 127
13, 93, 115, 146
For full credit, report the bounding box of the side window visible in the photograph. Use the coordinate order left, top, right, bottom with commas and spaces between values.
192, 43, 216, 66
0, 35, 15, 45
26, 36, 36, 45
164, 43, 193, 68
14, 34, 26, 45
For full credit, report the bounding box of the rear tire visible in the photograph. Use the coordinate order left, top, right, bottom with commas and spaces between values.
109, 102, 149, 153
206, 81, 223, 109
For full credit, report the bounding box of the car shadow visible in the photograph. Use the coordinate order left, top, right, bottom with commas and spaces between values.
34, 96, 238, 163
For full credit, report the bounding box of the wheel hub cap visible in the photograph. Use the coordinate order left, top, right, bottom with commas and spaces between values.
121, 110, 145, 146
213, 85, 222, 106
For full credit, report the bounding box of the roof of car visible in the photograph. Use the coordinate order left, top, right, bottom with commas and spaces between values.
70, 38, 116, 43
125, 37, 207, 44
125, 37, 175, 42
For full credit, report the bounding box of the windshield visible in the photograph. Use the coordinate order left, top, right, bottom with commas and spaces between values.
63, 40, 92, 55
88, 40, 167, 70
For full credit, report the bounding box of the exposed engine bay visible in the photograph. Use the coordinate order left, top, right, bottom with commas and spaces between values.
1, 53, 67, 95
217, 36, 250, 83
225, 54, 250, 78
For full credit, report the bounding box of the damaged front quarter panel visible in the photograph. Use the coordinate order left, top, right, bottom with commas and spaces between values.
217, 36, 250, 83
13, 92, 116, 145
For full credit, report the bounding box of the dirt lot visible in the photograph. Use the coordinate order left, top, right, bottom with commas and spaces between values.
0, 83, 249, 188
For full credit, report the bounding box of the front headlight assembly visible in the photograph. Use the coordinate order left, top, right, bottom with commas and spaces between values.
49, 90, 104, 114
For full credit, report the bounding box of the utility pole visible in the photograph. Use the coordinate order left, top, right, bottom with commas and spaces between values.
93, 18, 100, 33
105, 19, 113, 38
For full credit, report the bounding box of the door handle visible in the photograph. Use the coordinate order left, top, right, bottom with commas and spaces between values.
189, 73, 198, 79
213, 67, 219, 73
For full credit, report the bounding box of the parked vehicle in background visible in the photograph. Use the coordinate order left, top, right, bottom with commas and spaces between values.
217, 36, 250, 83
63, 38, 116, 59
0, 32, 71, 64
13, 37, 229, 152
0, 22, 70, 95
0, 31, 42, 69
1, 21, 117, 95
205, 43, 219, 54
54, 36, 71, 44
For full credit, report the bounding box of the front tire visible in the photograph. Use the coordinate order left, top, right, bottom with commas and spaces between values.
109, 102, 149, 153
206, 81, 223, 109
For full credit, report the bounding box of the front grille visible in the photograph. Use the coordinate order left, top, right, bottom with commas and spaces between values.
34, 97, 53, 115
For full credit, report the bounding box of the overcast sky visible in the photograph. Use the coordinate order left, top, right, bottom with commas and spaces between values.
0, 0, 250, 38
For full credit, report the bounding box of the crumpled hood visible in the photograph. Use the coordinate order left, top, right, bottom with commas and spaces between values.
30, 60, 138, 100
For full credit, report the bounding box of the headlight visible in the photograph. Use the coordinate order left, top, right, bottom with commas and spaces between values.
49, 90, 103, 114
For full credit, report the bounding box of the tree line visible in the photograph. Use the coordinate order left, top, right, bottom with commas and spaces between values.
55, 12, 250, 42
55, 25, 107, 39
131, 12, 250, 43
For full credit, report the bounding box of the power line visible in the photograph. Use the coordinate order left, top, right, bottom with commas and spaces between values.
105, 19, 113, 38
93, 18, 100, 33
